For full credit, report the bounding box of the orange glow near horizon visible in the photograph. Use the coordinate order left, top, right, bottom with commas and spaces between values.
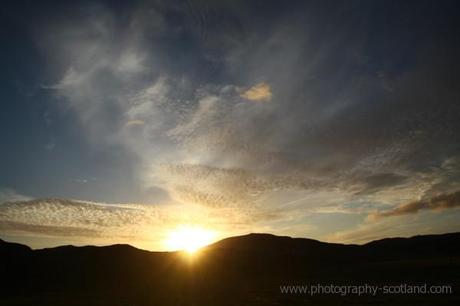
165, 225, 217, 254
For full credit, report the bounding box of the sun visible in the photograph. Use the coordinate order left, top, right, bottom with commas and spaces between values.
165, 225, 216, 254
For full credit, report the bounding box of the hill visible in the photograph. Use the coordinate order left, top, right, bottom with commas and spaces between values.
1, 233, 459, 305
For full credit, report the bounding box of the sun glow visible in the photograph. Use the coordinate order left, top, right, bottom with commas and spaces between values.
165, 225, 216, 254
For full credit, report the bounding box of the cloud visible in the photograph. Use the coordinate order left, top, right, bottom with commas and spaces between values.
0, 198, 265, 249
370, 190, 460, 219
42, 1, 460, 206
352, 173, 408, 195
125, 119, 145, 127
159, 164, 282, 208
29, 1, 460, 246
0, 221, 100, 237
328, 205, 460, 244
240, 82, 272, 101
0, 188, 32, 204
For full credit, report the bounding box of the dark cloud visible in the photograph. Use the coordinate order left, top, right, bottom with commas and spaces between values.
0, 221, 100, 237
371, 190, 460, 219
353, 173, 408, 195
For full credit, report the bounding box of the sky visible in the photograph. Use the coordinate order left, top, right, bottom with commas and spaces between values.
1, 0, 460, 251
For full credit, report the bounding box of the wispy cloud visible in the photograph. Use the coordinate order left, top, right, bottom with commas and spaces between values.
0, 188, 32, 204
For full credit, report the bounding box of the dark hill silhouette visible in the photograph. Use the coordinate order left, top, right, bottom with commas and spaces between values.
1, 233, 459, 305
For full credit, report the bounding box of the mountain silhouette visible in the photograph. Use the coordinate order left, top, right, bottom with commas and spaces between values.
1, 233, 459, 305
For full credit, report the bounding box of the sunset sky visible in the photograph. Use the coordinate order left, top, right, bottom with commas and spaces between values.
1, 0, 459, 251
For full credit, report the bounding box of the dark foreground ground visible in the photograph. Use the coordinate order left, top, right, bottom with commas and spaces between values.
1, 232, 459, 305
